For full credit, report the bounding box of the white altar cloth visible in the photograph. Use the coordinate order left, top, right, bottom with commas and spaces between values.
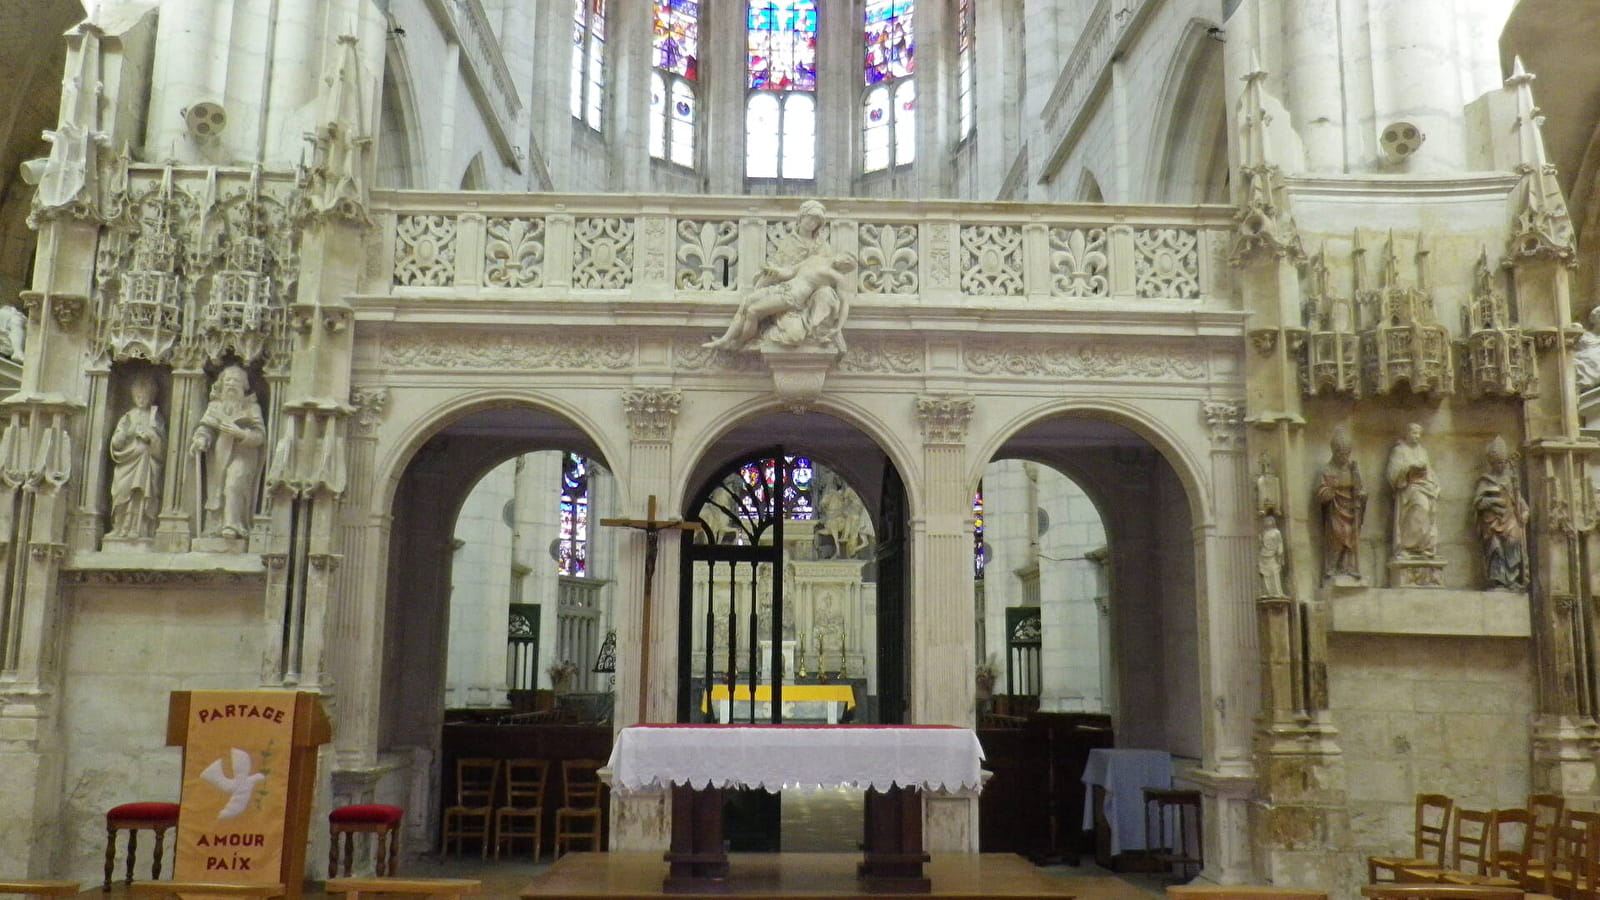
1080, 747, 1172, 856
607, 725, 986, 794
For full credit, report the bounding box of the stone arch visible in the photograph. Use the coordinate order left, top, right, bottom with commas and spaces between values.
376, 39, 428, 189
1076, 168, 1106, 204
1149, 19, 1230, 204
460, 152, 487, 191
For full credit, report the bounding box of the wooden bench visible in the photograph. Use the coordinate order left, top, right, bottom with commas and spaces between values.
324, 878, 482, 900
0, 881, 81, 899
127, 882, 285, 899
1168, 886, 1328, 900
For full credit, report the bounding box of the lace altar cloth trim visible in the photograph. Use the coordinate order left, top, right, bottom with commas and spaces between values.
606, 724, 986, 794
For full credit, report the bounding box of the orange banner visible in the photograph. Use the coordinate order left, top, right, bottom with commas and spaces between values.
174, 691, 297, 881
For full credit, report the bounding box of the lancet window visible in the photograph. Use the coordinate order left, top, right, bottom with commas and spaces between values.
571, 0, 607, 130
737, 455, 815, 519
862, 0, 914, 172
559, 453, 590, 576
973, 488, 986, 579
956, 0, 974, 140
746, 1, 818, 180
650, 0, 700, 167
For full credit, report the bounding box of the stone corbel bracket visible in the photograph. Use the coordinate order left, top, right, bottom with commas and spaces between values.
289, 300, 353, 335
761, 346, 840, 414
19, 291, 88, 331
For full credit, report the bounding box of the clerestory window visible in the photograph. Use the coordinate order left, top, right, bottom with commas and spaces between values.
862, 0, 914, 172
571, 0, 606, 130
746, 1, 818, 180
650, 0, 700, 168
956, 0, 974, 140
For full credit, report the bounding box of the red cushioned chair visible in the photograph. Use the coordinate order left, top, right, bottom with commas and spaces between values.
104, 802, 180, 891
328, 804, 404, 877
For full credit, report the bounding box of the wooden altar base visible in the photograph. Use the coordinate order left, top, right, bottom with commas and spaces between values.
521, 852, 1084, 900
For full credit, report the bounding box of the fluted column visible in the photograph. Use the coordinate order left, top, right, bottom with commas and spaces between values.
912, 393, 978, 853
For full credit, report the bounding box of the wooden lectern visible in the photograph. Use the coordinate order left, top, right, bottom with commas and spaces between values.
167, 692, 331, 900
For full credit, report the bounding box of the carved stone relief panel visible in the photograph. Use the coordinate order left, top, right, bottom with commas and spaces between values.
394, 214, 458, 287
959, 225, 1024, 296
1049, 227, 1110, 298
572, 217, 636, 289
857, 223, 919, 295
676, 220, 739, 291
483, 217, 546, 288
1133, 228, 1201, 299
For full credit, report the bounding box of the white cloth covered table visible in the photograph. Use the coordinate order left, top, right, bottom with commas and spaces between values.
1080, 747, 1172, 856
606, 724, 985, 794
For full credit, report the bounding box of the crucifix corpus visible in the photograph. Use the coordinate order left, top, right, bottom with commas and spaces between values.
600, 495, 700, 722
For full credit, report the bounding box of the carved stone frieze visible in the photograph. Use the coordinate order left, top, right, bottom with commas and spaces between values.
59, 568, 267, 587
380, 331, 634, 370
671, 340, 765, 373
640, 216, 670, 283
837, 339, 924, 374
621, 388, 683, 442
915, 394, 976, 445
962, 341, 1207, 380
349, 387, 391, 436
924, 225, 954, 289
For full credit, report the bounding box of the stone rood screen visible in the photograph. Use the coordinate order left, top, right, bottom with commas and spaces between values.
376, 190, 1233, 306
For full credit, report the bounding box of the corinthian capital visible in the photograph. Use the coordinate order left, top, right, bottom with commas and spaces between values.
915, 394, 975, 445
622, 388, 683, 442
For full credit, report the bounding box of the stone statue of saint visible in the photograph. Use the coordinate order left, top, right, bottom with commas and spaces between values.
1315, 425, 1366, 583
189, 365, 265, 540
703, 201, 855, 352
1386, 423, 1440, 560
1575, 306, 1600, 393
816, 478, 871, 560
1473, 436, 1529, 590
107, 374, 165, 539
1258, 514, 1285, 598
0, 305, 26, 361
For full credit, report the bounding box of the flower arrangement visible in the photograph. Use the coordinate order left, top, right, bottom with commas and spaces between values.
547, 659, 580, 689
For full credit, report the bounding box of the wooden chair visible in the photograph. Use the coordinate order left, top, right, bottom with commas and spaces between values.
441, 758, 500, 858
1361, 885, 1523, 900
1167, 887, 1327, 900
1439, 809, 1506, 884
103, 802, 180, 890
1544, 809, 1600, 900
328, 804, 404, 876
1517, 794, 1566, 891
494, 759, 550, 861
1370, 794, 1455, 883
554, 759, 605, 857
325, 877, 481, 900
0, 882, 80, 900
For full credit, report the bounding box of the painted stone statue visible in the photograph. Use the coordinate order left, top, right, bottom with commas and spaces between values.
1473, 436, 1529, 590
1258, 514, 1285, 598
1576, 306, 1600, 393
1386, 423, 1440, 560
107, 374, 165, 540
189, 365, 265, 540
1315, 425, 1366, 584
703, 200, 855, 352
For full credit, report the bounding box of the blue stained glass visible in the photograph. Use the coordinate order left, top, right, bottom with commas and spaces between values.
653, 0, 700, 80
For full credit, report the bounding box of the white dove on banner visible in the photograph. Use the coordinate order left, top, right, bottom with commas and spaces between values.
198, 748, 266, 820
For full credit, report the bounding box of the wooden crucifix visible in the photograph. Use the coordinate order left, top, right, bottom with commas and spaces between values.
600, 495, 700, 722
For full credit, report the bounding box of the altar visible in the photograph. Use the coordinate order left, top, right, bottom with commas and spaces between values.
606, 725, 985, 894
704, 683, 857, 724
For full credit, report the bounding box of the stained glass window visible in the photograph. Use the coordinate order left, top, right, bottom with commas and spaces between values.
571, 0, 606, 130
957, 0, 975, 139
651, 0, 699, 167
973, 487, 986, 579
736, 456, 816, 520
559, 453, 590, 576
862, 0, 914, 171
746, 1, 817, 180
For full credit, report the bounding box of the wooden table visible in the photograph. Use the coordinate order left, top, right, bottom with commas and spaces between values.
606, 725, 986, 894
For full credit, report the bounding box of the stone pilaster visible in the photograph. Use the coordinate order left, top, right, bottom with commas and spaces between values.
912, 393, 979, 853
